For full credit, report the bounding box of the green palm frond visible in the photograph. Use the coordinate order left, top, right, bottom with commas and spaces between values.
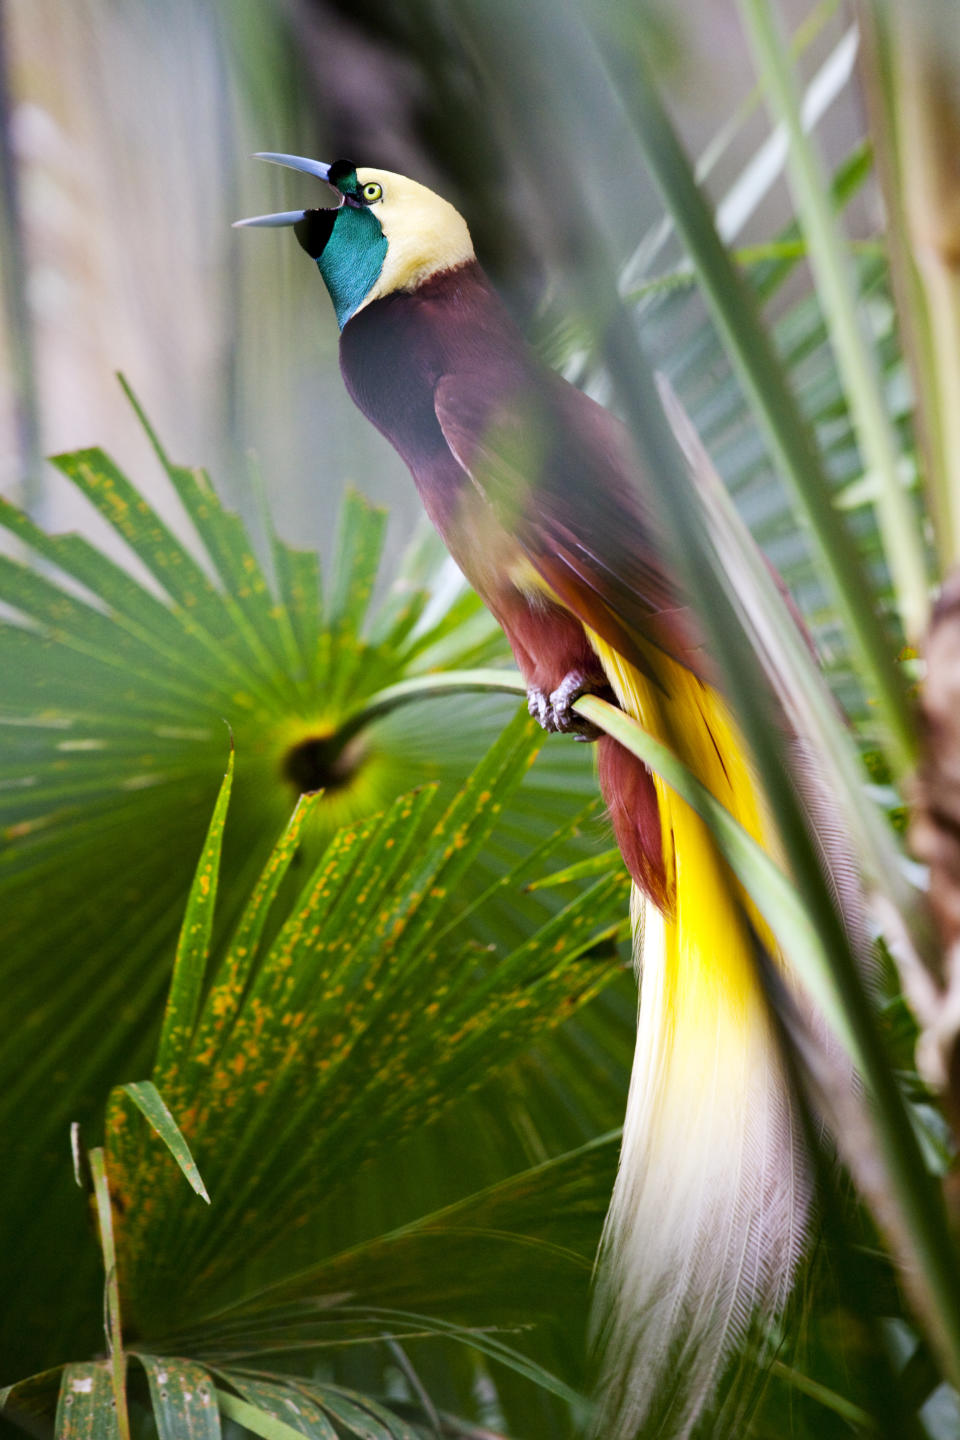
3, 722, 630, 1439
1, 394, 614, 1390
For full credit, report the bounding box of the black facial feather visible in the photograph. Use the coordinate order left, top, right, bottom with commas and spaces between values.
328, 158, 359, 191
293, 208, 338, 260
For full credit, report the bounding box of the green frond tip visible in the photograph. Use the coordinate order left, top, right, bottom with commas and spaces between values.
216, 1390, 326, 1440
154, 751, 235, 1085
117, 1081, 210, 1203
214, 1378, 338, 1438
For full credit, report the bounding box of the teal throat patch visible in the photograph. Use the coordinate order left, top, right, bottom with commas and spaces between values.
317, 206, 388, 329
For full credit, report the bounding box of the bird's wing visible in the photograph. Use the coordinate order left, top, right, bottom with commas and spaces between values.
433, 370, 708, 679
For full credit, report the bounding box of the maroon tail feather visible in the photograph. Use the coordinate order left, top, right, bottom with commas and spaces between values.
597, 735, 668, 909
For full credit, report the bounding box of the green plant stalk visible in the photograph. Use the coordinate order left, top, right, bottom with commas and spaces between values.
737, 0, 930, 642
623, 36, 916, 774
620, 0, 841, 287
889, 8, 960, 570
336, 667, 528, 742
89, 1148, 131, 1440
659, 379, 938, 971
216, 1390, 306, 1440
916, 267, 960, 568
574, 695, 857, 1052
857, 3, 955, 579
768, 1360, 875, 1430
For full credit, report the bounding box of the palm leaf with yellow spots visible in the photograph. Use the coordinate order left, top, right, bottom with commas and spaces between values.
0, 394, 617, 1398
103, 711, 628, 1334
4, 716, 631, 1440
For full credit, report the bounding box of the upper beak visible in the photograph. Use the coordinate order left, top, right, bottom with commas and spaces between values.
254, 152, 332, 181
232, 153, 337, 229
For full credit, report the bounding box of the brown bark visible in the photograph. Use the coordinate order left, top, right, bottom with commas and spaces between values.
910, 574, 960, 1113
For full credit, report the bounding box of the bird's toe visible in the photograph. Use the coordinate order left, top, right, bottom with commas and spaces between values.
549, 670, 608, 742
527, 686, 556, 732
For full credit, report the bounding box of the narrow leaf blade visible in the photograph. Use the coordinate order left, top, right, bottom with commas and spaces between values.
219, 1377, 338, 1438
216, 1390, 324, 1440
154, 751, 234, 1084
118, 1081, 210, 1202
139, 1356, 221, 1439
54, 1362, 119, 1440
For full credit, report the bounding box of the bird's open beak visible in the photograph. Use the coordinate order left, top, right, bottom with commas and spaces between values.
232, 153, 337, 229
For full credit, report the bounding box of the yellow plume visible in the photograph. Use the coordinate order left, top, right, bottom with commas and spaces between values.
588, 636, 809, 1438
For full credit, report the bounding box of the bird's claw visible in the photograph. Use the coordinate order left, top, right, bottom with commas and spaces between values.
527, 687, 554, 730
551, 670, 606, 741
527, 670, 606, 743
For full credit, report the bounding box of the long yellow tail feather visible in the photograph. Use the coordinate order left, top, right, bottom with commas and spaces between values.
588, 636, 809, 1437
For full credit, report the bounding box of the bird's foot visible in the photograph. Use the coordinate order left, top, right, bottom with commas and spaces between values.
527, 686, 555, 730
551, 669, 608, 741
527, 670, 611, 743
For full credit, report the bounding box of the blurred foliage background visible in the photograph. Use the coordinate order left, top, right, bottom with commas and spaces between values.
0, 0, 862, 547
5, 0, 960, 1438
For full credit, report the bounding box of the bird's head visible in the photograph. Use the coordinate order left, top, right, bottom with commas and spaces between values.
235, 154, 474, 329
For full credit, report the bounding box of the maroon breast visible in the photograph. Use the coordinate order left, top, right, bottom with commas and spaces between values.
338, 261, 528, 477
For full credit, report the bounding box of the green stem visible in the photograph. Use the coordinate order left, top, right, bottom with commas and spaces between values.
90, 1147, 131, 1440
737, 0, 930, 641
767, 1360, 875, 1430
621, 0, 841, 287
920, 266, 960, 569
334, 668, 527, 745
881, 4, 960, 572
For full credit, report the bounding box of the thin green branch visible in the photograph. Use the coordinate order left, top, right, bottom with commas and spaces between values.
89, 1147, 131, 1440
880, 4, 960, 570
334, 668, 527, 744
767, 1359, 875, 1429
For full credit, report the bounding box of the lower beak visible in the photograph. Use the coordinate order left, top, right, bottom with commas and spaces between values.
233, 153, 334, 229
233, 209, 308, 230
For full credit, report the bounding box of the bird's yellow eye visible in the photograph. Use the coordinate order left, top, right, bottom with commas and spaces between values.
362, 182, 382, 203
